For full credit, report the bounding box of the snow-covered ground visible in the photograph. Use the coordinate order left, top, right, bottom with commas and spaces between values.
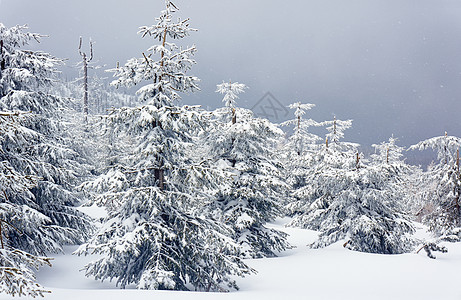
6, 218, 461, 300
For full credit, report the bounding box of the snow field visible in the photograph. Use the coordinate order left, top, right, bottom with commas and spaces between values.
5, 219, 461, 300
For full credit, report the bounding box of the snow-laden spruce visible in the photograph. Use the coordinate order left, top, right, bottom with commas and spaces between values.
0, 248, 51, 298
288, 120, 416, 254
281, 102, 319, 158
0, 23, 93, 256
286, 116, 357, 217
216, 80, 248, 116
201, 81, 290, 258
76, 187, 252, 291
78, 1, 253, 291
322, 116, 356, 151
0, 112, 56, 297
409, 133, 461, 237
280, 102, 321, 215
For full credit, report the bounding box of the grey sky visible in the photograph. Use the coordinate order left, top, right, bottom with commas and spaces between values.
2, 0, 461, 150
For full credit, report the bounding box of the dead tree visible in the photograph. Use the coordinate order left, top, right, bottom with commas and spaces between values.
78, 37, 93, 122
0, 39, 4, 70
0, 39, 5, 97
455, 149, 460, 224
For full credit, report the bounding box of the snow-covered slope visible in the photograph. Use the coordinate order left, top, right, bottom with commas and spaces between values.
7, 219, 461, 300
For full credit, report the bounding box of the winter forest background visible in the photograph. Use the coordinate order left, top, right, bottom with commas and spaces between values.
1, 0, 461, 299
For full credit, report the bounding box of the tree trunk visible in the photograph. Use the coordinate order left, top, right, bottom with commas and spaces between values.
152, 117, 165, 190
0, 40, 4, 97
154, 168, 165, 190
0, 220, 3, 249
455, 149, 460, 225
230, 108, 237, 167
83, 54, 88, 122
297, 115, 301, 156
0, 40, 4, 71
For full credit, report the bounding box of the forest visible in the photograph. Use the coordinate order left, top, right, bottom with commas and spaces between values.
1, 1, 460, 298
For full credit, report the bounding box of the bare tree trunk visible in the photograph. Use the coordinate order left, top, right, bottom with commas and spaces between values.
158, 169, 164, 190
230, 108, 237, 167
297, 114, 301, 156
83, 55, 88, 121
0, 40, 4, 97
0, 220, 3, 249
455, 149, 460, 225
78, 37, 93, 123
0, 40, 4, 71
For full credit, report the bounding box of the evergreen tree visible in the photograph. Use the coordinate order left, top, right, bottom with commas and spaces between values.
287, 116, 358, 218
280, 102, 321, 215
0, 23, 92, 255
281, 102, 319, 158
371, 135, 420, 215
0, 247, 51, 297
409, 133, 461, 236
77, 1, 252, 291
288, 122, 415, 254
323, 116, 356, 151
216, 80, 247, 126
202, 81, 290, 258
371, 135, 404, 165
0, 112, 53, 297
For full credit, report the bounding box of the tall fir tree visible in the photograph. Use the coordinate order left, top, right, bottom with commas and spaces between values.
409, 133, 461, 237
0, 23, 92, 255
0, 112, 53, 297
202, 81, 290, 258
77, 2, 252, 291
287, 116, 358, 218
280, 102, 321, 215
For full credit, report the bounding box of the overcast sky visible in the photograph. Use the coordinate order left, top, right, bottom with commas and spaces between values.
2, 0, 461, 151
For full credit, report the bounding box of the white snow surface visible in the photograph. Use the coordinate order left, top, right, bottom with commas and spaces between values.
6, 218, 461, 300
77, 204, 108, 220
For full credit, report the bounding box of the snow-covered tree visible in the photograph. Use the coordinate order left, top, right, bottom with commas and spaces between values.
78, 2, 253, 291
76, 186, 252, 291
216, 80, 247, 124
281, 102, 318, 157
323, 116, 355, 151
0, 112, 55, 297
0, 247, 51, 297
371, 135, 404, 165
200, 82, 290, 258
409, 133, 461, 236
280, 102, 321, 212
288, 124, 415, 254
78, 37, 93, 122
286, 116, 358, 216
0, 23, 92, 255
